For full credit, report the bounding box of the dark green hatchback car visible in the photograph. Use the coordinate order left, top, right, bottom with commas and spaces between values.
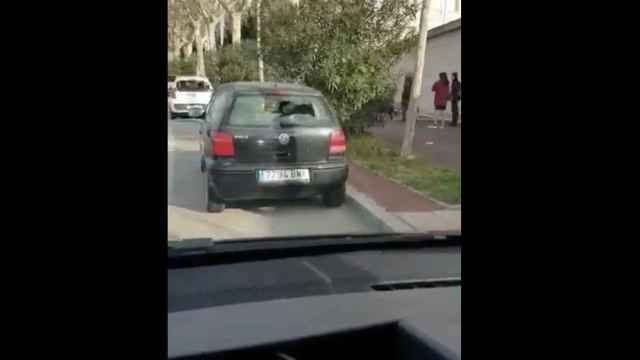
198, 82, 348, 213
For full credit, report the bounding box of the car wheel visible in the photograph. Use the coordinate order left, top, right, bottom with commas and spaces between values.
207, 200, 225, 213
170, 112, 177, 120
205, 173, 225, 213
322, 184, 346, 207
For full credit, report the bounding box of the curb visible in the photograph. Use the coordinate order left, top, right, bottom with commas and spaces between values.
346, 184, 416, 233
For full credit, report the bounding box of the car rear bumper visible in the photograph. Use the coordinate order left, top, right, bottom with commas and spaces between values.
169, 102, 207, 114
208, 162, 348, 201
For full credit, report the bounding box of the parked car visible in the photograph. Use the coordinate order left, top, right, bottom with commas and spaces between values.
196, 82, 348, 212
169, 76, 213, 119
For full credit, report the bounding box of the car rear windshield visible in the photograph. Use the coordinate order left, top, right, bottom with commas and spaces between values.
177, 80, 211, 92
227, 94, 335, 128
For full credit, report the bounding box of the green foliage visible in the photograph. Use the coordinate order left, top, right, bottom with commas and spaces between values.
241, 8, 257, 41
169, 41, 283, 86
262, 0, 418, 134
168, 57, 197, 76
349, 87, 396, 134
347, 135, 461, 204
208, 42, 296, 86
207, 42, 259, 84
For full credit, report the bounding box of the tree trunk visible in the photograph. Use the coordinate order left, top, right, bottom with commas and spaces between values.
219, 16, 225, 47
194, 21, 206, 77
197, 42, 206, 76
203, 36, 210, 52
208, 21, 217, 53
231, 12, 242, 45
172, 35, 181, 60
183, 42, 194, 58
400, 0, 430, 159
257, 0, 264, 82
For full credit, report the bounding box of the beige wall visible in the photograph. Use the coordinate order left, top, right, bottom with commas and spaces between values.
392, 0, 461, 114
416, 27, 460, 115
427, 0, 461, 29
392, 21, 460, 117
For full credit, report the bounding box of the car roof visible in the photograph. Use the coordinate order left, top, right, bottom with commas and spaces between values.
218, 81, 322, 95
175, 76, 211, 83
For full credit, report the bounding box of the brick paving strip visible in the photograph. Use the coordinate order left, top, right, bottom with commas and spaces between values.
346, 162, 461, 234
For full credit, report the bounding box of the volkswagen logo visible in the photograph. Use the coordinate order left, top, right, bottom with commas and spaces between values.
278, 133, 290, 145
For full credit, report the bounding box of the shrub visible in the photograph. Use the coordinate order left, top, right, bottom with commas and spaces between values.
262, 0, 418, 134
168, 57, 197, 76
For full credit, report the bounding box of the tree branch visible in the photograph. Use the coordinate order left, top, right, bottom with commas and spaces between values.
218, 0, 233, 13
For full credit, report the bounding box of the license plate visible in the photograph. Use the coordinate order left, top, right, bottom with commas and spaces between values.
258, 169, 310, 184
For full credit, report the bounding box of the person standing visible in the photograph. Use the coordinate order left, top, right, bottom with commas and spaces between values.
432, 72, 450, 128
450, 72, 461, 127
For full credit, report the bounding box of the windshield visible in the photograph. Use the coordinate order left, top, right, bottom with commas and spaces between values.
176, 80, 210, 91
227, 94, 334, 128
168, 0, 461, 243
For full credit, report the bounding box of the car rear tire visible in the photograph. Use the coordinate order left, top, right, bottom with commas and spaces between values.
205, 173, 225, 213
207, 200, 225, 213
322, 184, 346, 207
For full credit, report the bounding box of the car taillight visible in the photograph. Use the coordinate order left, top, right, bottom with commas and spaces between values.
212, 131, 235, 157
329, 130, 346, 155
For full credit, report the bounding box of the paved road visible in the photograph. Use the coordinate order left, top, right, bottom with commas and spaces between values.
168, 119, 386, 241
368, 120, 461, 175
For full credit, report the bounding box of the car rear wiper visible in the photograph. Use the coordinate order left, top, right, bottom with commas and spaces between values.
274, 114, 303, 128
278, 120, 302, 128
168, 232, 461, 267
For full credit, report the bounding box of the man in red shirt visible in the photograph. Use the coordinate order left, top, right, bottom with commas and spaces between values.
432, 72, 450, 128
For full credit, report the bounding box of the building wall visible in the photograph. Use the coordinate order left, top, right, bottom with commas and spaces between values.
392, 19, 461, 118
427, 0, 461, 29
416, 26, 460, 115
406, 0, 461, 33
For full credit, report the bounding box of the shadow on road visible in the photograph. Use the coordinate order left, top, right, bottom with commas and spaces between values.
226, 197, 323, 213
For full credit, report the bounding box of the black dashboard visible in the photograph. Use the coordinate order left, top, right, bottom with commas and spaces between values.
168, 243, 461, 359
169, 288, 460, 359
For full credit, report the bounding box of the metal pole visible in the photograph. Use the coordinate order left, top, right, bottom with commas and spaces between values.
400, 0, 430, 158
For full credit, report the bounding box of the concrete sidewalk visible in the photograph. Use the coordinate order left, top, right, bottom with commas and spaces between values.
346, 162, 460, 234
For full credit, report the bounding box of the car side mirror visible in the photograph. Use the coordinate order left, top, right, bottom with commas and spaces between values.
188, 107, 204, 118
